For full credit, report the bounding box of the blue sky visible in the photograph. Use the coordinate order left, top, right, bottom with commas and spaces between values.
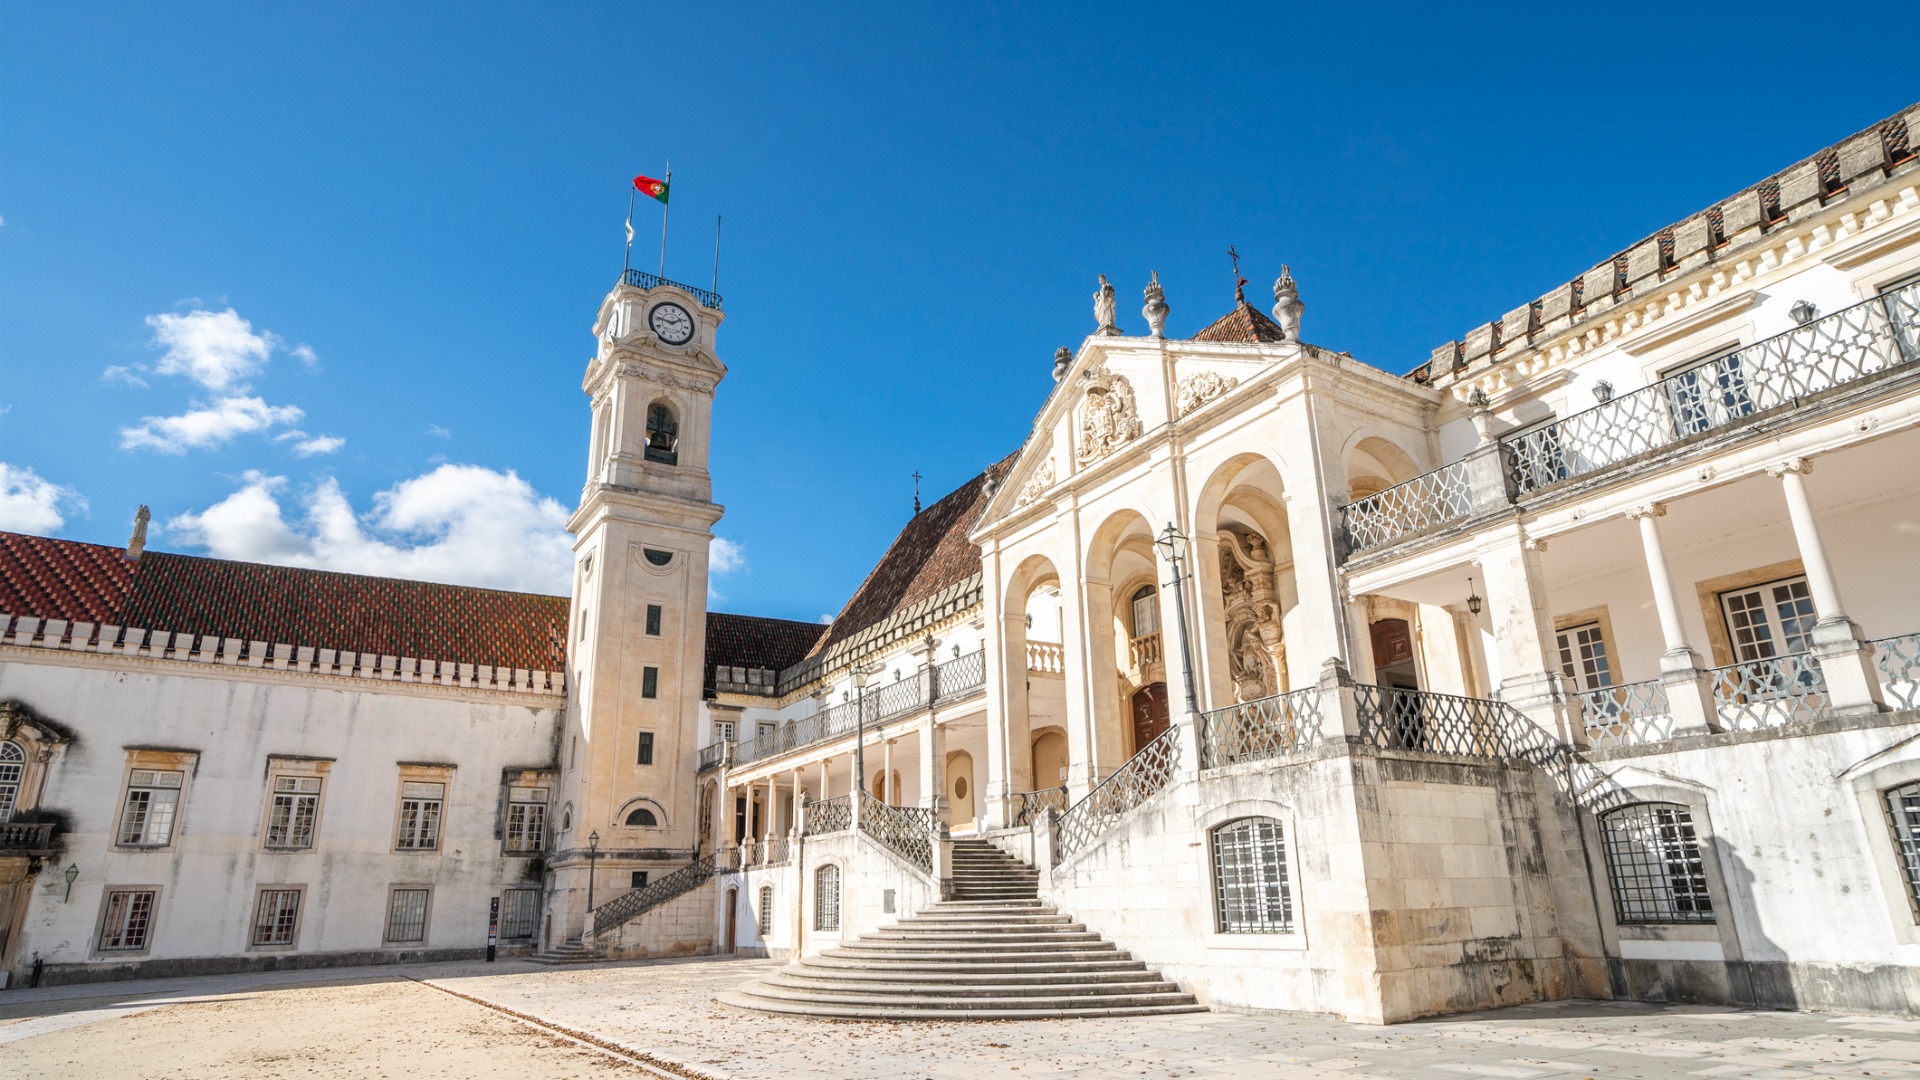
1, 3, 1912, 620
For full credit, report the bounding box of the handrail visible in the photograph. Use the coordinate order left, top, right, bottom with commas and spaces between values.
1009, 787, 1067, 826
1353, 683, 1511, 758
1198, 687, 1326, 769
618, 268, 723, 310
803, 794, 853, 835
857, 791, 934, 875
1054, 725, 1182, 863
730, 651, 987, 769
589, 852, 721, 938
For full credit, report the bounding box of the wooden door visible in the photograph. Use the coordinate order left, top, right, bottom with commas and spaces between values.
1131, 683, 1170, 753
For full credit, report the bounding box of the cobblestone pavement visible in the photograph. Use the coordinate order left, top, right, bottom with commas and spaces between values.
3, 955, 1918, 1079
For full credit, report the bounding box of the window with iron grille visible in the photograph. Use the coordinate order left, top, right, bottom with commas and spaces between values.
500, 888, 541, 939
813, 864, 841, 931
505, 787, 547, 854
1599, 803, 1715, 924
642, 666, 659, 698
396, 782, 445, 850
266, 776, 322, 849
1210, 817, 1293, 933
0, 740, 24, 822
758, 885, 774, 937
385, 888, 430, 944
117, 769, 184, 847
98, 889, 156, 951
1885, 781, 1920, 921
251, 888, 303, 947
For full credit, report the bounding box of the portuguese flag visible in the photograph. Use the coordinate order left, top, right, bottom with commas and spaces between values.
634, 174, 670, 205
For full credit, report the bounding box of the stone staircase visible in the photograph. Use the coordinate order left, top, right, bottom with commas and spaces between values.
720, 838, 1203, 1020
526, 936, 600, 965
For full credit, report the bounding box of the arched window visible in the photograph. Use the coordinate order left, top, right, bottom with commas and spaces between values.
1130, 585, 1160, 637
644, 402, 679, 465
1598, 802, 1715, 924
757, 885, 775, 937
0, 741, 23, 822
1887, 781, 1920, 918
1210, 816, 1292, 933
625, 806, 659, 827
813, 863, 841, 931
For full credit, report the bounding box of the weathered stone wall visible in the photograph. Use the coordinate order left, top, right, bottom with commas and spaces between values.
597, 877, 718, 960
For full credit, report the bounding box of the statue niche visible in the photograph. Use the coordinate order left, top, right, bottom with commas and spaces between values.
1218, 526, 1287, 702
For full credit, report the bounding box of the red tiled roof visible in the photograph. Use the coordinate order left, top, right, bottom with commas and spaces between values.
0, 531, 571, 671
703, 612, 828, 695
1192, 302, 1289, 344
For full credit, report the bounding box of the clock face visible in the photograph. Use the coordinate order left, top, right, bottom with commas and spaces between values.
648, 302, 695, 345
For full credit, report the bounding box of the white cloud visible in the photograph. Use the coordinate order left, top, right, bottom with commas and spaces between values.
427, 424, 452, 439
121, 395, 304, 454
289, 343, 319, 370
818, 613, 835, 624
0, 462, 87, 534
291, 435, 344, 457
101, 365, 150, 388
710, 536, 747, 575
166, 464, 573, 594
145, 308, 285, 391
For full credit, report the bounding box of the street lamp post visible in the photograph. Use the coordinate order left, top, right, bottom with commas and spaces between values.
586, 830, 600, 914
1154, 522, 1201, 716
852, 662, 870, 796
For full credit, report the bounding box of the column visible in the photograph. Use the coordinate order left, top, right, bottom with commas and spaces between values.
1475, 525, 1579, 746
882, 737, 894, 805
789, 766, 802, 839
763, 774, 775, 841
918, 716, 948, 821
1625, 504, 1715, 735
1769, 459, 1885, 713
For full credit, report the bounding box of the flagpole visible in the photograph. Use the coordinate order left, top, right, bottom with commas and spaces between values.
658, 161, 671, 279
623, 184, 636, 276
713, 214, 722, 294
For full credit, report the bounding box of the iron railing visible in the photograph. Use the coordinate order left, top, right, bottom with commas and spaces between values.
697, 742, 726, 771
1353, 684, 1507, 758
858, 791, 934, 875
1054, 726, 1182, 863
619, 268, 723, 310
1009, 787, 1068, 826
803, 794, 853, 836
0, 821, 54, 851
932, 649, 986, 702
1573, 679, 1674, 749
1876, 633, 1920, 711
1340, 461, 1475, 553
1198, 687, 1328, 769
1503, 281, 1920, 496
590, 852, 719, 937
1709, 653, 1830, 729
760, 836, 791, 866
729, 651, 987, 769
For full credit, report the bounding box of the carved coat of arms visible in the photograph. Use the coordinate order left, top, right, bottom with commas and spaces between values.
1076, 369, 1141, 465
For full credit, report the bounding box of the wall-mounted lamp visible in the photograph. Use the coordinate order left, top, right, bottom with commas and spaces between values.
1592, 379, 1614, 403
1790, 300, 1818, 326
1466, 577, 1483, 616
63, 863, 79, 902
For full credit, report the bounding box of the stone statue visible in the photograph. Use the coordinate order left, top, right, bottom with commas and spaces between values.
1230, 621, 1277, 702
1142, 272, 1169, 338
1219, 526, 1288, 701
126, 505, 151, 560
1272, 265, 1304, 341
1052, 346, 1073, 383
1094, 275, 1119, 336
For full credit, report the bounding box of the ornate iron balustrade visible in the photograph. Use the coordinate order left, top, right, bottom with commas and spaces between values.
618, 268, 723, 310
803, 794, 853, 835
932, 649, 986, 702
870, 670, 930, 719
1709, 653, 1830, 729
1340, 461, 1475, 554
1876, 633, 1920, 711
1354, 684, 1507, 758
1574, 679, 1674, 749
0, 821, 54, 851
1199, 687, 1327, 769
1503, 281, 1920, 496
1054, 725, 1182, 863
590, 852, 718, 937
728, 652, 987, 769
1027, 641, 1065, 673
858, 791, 933, 875
1129, 632, 1163, 669
697, 741, 726, 771
761, 836, 791, 866
1009, 786, 1067, 826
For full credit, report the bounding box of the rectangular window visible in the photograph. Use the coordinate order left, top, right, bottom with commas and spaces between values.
266, 776, 322, 849
1556, 622, 1615, 692
1600, 803, 1715, 924
714, 720, 736, 743
500, 888, 541, 939
98, 889, 157, 951
631, 870, 650, 889
642, 666, 659, 698
1886, 781, 1920, 921
396, 782, 445, 850
385, 888, 430, 944
117, 769, 184, 847
505, 786, 548, 854
1720, 575, 1817, 661
1212, 817, 1293, 933
1130, 589, 1160, 637
251, 888, 303, 947
636, 732, 655, 766
645, 604, 662, 636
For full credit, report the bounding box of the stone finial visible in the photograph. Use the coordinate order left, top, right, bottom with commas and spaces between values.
1093, 274, 1120, 336
1466, 387, 1497, 446
1142, 272, 1169, 338
1271, 265, 1303, 341
1052, 346, 1073, 383
126, 505, 151, 560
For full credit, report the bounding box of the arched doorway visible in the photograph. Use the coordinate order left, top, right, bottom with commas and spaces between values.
1130, 683, 1169, 753
870, 769, 903, 804
723, 887, 739, 953
946, 750, 976, 832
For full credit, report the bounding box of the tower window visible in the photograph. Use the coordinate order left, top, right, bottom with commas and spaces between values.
643, 666, 659, 698
645, 403, 679, 465
644, 549, 673, 567
626, 806, 659, 827
637, 732, 655, 766
646, 604, 663, 635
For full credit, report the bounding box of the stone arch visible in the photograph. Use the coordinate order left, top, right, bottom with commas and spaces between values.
1083, 509, 1160, 775
644, 398, 681, 465
1343, 433, 1422, 501
1190, 454, 1299, 702
616, 796, 668, 829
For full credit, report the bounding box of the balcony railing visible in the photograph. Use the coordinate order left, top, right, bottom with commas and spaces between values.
1353, 684, 1508, 759
1129, 631, 1163, 670
1573, 679, 1674, 749
803, 794, 852, 836
590, 852, 721, 938
1027, 640, 1065, 674
1340, 461, 1476, 553
1876, 633, 1920, 711
0, 821, 54, 852
1054, 725, 1181, 864
1198, 687, 1327, 769
618, 268, 723, 310
697, 742, 726, 771
1009, 786, 1067, 826
728, 652, 987, 770
1710, 652, 1830, 729
858, 791, 933, 875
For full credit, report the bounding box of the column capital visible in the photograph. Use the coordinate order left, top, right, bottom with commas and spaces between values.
1624, 502, 1667, 521
1766, 457, 1814, 478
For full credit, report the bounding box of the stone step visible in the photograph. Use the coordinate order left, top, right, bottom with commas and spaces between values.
834, 936, 1114, 953
887, 915, 1075, 928
803, 954, 1150, 975
763, 974, 1183, 999
779, 965, 1165, 987
856, 930, 1101, 945
715, 988, 1206, 1021
739, 982, 1198, 1010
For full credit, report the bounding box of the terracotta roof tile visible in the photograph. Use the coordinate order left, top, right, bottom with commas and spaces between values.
1192, 302, 1290, 344
703, 612, 828, 695
0, 531, 570, 671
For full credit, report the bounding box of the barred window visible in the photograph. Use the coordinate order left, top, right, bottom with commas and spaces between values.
251, 888, 303, 947
396, 782, 445, 850
118, 769, 184, 847
99, 889, 156, 951
505, 786, 547, 854
266, 776, 322, 849
385, 888, 430, 944
1885, 781, 1920, 920
1599, 803, 1715, 924
500, 888, 541, 939
1210, 816, 1293, 933
813, 864, 841, 931
0, 740, 24, 822
758, 885, 774, 937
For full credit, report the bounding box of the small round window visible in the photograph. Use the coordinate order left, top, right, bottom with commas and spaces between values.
954, 776, 969, 799
644, 548, 673, 566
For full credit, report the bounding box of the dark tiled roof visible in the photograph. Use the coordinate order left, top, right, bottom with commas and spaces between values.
806, 455, 1017, 661
0, 531, 571, 671
703, 612, 827, 694
1192, 302, 1290, 343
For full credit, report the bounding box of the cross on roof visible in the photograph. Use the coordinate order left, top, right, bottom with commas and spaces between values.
1228, 245, 1248, 304
912, 470, 923, 515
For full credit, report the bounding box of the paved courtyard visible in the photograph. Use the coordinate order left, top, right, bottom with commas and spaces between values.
1, 956, 1917, 1079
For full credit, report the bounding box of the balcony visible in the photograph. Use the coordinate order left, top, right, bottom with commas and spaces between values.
1341, 281, 1920, 559
618, 268, 723, 310
1128, 632, 1163, 670
0, 820, 55, 854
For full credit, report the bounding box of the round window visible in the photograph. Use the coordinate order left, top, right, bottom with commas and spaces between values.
954, 776, 969, 799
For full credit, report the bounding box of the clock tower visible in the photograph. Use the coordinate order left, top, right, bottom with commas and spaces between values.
551, 271, 726, 944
